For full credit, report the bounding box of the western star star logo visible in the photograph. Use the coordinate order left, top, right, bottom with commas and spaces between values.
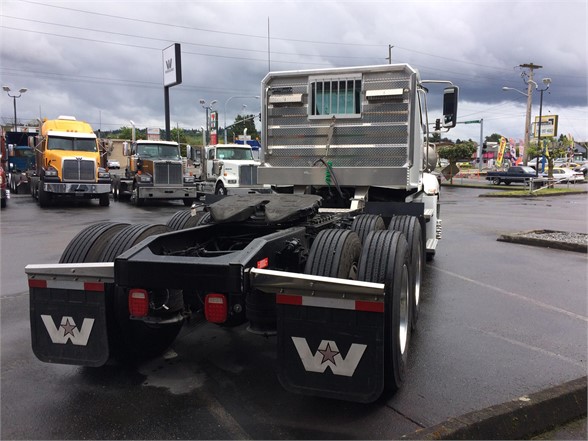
291, 337, 367, 377
61, 318, 76, 336
41, 315, 95, 346
318, 342, 339, 364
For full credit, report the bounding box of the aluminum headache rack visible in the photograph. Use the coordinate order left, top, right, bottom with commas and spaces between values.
259, 64, 423, 190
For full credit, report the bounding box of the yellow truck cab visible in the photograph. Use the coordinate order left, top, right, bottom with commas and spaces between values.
31, 115, 111, 207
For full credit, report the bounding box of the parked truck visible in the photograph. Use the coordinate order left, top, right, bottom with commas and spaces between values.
4, 130, 37, 194
111, 139, 197, 206
189, 143, 271, 196
29, 116, 111, 207
25, 64, 458, 403
486, 165, 537, 185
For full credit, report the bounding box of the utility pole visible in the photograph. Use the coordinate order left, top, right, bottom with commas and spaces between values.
386, 44, 394, 64
520, 63, 542, 165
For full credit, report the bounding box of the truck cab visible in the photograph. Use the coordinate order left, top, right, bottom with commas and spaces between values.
194, 143, 270, 196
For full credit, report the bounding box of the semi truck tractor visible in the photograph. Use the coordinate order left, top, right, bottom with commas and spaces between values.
30, 116, 111, 207
25, 64, 458, 403
190, 143, 272, 196
4, 130, 37, 195
111, 139, 197, 206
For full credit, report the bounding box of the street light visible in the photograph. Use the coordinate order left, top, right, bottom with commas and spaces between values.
502, 82, 536, 166
199, 99, 217, 145
535, 78, 552, 177
224, 95, 259, 144
3, 85, 28, 131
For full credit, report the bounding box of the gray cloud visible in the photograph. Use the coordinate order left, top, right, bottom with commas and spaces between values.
1, 0, 586, 142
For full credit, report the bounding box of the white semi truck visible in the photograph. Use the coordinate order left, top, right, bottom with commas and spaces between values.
189, 143, 272, 196
26, 64, 458, 403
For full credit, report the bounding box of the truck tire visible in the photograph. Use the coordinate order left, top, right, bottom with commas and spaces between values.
215, 183, 227, 195
112, 181, 119, 201
59, 222, 130, 263
99, 224, 171, 262
304, 229, 361, 280
94, 223, 183, 361
358, 230, 410, 394
38, 182, 51, 208
131, 184, 144, 206
166, 208, 206, 230
99, 193, 110, 207
388, 215, 423, 330
351, 214, 385, 245
492, 177, 501, 185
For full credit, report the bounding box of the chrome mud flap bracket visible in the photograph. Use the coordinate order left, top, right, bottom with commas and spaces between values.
26, 263, 114, 367
249, 268, 386, 403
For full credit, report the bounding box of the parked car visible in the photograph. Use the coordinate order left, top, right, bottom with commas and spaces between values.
541, 167, 585, 183
107, 159, 120, 169
486, 166, 537, 185
573, 161, 588, 177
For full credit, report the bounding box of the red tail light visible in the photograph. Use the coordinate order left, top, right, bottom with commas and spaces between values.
129, 289, 149, 317
205, 293, 227, 323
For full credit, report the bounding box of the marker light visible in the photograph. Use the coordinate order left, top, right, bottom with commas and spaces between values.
205, 293, 227, 323
129, 289, 149, 317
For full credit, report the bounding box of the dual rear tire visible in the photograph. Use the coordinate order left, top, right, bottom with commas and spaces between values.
304, 222, 416, 395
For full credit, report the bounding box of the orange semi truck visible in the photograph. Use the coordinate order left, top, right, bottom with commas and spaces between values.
30, 116, 111, 207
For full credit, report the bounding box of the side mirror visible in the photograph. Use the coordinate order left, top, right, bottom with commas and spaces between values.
442, 86, 459, 128
123, 142, 130, 156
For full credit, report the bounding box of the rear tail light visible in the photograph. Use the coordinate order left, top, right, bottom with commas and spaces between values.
129, 289, 149, 317
205, 293, 227, 323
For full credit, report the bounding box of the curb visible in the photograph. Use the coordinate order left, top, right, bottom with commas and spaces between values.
401, 376, 587, 440
497, 230, 588, 253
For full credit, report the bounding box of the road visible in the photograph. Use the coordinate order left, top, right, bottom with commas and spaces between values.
1, 188, 586, 439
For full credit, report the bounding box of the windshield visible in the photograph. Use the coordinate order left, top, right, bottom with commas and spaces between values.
47, 136, 97, 152
216, 147, 253, 161
136, 144, 180, 159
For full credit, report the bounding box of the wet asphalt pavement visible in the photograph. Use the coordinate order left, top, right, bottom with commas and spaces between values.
1, 187, 586, 439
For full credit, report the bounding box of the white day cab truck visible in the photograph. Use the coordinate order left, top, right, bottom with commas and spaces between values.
25, 64, 457, 403
188, 143, 272, 196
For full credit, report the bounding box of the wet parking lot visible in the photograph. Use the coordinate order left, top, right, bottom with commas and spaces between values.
1, 188, 586, 439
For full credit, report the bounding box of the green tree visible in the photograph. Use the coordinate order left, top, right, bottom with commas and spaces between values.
527, 136, 570, 179
438, 141, 477, 184
485, 133, 503, 143
227, 114, 259, 142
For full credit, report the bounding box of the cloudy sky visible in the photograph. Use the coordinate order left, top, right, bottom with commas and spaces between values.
1, 0, 587, 144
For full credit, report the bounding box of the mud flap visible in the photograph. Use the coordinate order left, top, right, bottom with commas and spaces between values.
276, 297, 385, 403
29, 278, 110, 367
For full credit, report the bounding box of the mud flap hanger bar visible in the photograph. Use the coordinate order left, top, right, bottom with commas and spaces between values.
248, 267, 385, 302
25, 262, 115, 283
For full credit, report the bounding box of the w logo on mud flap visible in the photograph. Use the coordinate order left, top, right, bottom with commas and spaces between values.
291, 337, 367, 377
41, 315, 95, 346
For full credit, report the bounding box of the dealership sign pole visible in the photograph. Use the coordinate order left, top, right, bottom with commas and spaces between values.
163, 44, 182, 141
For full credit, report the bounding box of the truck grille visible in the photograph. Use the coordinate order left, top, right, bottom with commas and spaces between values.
154, 161, 183, 185
239, 165, 258, 185
62, 159, 96, 182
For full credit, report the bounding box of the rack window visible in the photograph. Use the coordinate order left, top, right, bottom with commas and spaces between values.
309, 75, 362, 118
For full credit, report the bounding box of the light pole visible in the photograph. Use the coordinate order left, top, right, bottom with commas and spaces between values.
535, 78, 552, 177
3, 86, 28, 131
502, 78, 551, 176
199, 99, 217, 145
224, 95, 259, 144
502, 83, 536, 166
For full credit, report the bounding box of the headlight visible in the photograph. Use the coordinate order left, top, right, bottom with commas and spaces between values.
139, 174, 152, 183
98, 171, 110, 179
183, 175, 195, 184
45, 167, 58, 177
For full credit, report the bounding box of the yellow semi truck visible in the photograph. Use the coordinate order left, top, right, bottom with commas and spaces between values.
30, 116, 111, 207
